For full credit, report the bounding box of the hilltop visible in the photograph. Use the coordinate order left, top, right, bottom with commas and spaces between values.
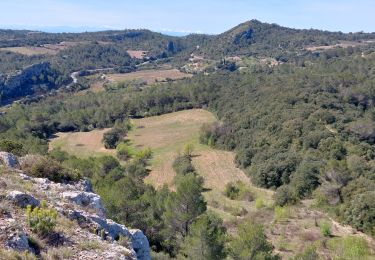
1, 20, 375, 104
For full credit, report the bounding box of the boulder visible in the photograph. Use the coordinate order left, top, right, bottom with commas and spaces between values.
62, 191, 105, 217
0, 152, 19, 168
6, 191, 40, 208
5, 231, 33, 253
129, 229, 151, 260
89, 217, 150, 260
67, 211, 150, 260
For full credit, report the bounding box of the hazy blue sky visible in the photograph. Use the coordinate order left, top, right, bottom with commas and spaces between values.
0, 0, 374, 34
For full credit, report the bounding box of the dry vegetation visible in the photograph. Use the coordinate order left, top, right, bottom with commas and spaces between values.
126, 50, 148, 59
106, 69, 192, 84
127, 109, 375, 259
48, 109, 375, 258
305, 40, 375, 51
0, 41, 87, 56
49, 128, 115, 158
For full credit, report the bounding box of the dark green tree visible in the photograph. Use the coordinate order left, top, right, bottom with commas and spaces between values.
180, 212, 227, 260
163, 173, 207, 253
228, 220, 279, 260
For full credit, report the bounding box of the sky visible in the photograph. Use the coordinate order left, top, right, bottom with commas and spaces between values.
0, 0, 374, 34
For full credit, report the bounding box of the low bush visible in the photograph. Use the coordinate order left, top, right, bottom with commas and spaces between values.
255, 198, 265, 209
116, 143, 134, 161
26, 201, 57, 236
274, 185, 298, 206
224, 181, 253, 201
173, 155, 195, 176
21, 155, 80, 183
274, 206, 291, 222
0, 139, 24, 156
320, 221, 332, 237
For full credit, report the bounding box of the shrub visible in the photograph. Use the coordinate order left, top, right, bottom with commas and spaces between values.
228, 220, 278, 260
26, 201, 57, 236
320, 221, 331, 237
116, 143, 134, 161
102, 128, 127, 149
0, 139, 24, 156
274, 206, 291, 222
21, 155, 80, 183
134, 148, 152, 165
224, 181, 253, 201
255, 198, 265, 209
224, 182, 240, 200
172, 155, 195, 176
344, 191, 375, 235
274, 185, 298, 206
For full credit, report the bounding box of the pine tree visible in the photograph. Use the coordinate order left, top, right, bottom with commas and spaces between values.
180, 212, 227, 260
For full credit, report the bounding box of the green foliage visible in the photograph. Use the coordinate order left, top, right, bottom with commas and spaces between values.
103, 127, 127, 149
26, 201, 57, 236
183, 143, 194, 157
274, 206, 291, 222
116, 142, 135, 161
163, 173, 207, 241
293, 246, 318, 260
0, 139, 24, 156
274, 185, 298, 206
21, 155, 80, 183
327, 236, 371, 259
224, 181, 253, 201
320, 221, 332, 237
180, 212, 227, 260
172, 155, 195, 176
344, 191, 375, 235
255, 198, 265, 209
228, 219, 279, 260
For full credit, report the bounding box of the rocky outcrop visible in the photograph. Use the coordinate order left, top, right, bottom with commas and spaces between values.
62, 191, 105, 217
0, 152, 19, 168
0, 62, 53, 102
6, 190, 40, 208
0, 152, 151, 260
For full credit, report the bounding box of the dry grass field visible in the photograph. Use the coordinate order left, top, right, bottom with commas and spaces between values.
127, 109, 274, 219
127, 50, 148, 59
49, 128, 115, 158
0, 46, 58, 56
0, 41, 88, 56
305, 40, 375, 52
107, 69, 192, 84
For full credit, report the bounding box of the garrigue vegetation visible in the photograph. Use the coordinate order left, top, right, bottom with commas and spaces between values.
1, 20, 375, 258
1, 43, 375, 239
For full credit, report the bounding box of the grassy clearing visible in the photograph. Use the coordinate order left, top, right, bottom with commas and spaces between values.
49, 128, 115, 158
107, 69, 192, 84
127, 109, 274, 220
0, 42, 86, 56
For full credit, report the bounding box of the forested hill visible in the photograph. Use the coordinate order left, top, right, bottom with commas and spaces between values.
0, 20, 374, 103
197, 19, 375, 58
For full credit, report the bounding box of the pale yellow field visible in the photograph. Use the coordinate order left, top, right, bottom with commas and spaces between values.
0, 41, 86, 56
49, 128, 115, 158
107, 69, 192, 84
0, 46, 58, 56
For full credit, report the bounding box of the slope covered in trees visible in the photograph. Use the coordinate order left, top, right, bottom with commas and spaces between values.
1, 20, 375, 258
